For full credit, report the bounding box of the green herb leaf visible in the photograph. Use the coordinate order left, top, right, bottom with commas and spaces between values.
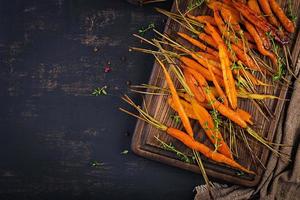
121, 150, 129, 155
92, 86, 108, 96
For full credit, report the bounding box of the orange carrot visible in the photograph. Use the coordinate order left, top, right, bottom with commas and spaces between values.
244, 19, 278, 67
232, 0, 289, 44
198, 32, 218, 48
269, 0, 295, 33
220, 8, 255, 43
248, 0, 263, 15
167, 97, 198, 120
236, 108, 254, 125
256, 26, 272, 50
180, 58, 224, 85
189, 52, 224, 77
190, 68, 248, 128
206, 59, 229, 107
258, 0, 281, 27
214, 9, 254, 51
155, 56, 194, 137
190, 98, 233, 159
177, 32, 218, 57
197, 51, 220, 62
166, 127, 254, 174
206, 22, 238, 110
231, 44, 261, 71
184, 69, 206, 103
187, 14, 217, 26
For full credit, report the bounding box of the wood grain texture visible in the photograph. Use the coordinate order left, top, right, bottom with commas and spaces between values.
131, 0, 300, 186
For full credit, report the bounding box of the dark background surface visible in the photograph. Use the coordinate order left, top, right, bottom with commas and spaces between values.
0, 0, 205, 199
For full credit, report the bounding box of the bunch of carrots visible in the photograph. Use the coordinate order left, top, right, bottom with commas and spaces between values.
121, 0, 296, 177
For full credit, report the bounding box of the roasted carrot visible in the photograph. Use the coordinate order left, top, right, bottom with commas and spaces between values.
189, 52, 224, 77
236, 108, 254, 125
258, 0, 281, 27
190, 98, 233, 159
244, 19, 278, 67
167, 97, 198, 120
180, 57, 224, 85
198, 32, 218, 48
256, 26, 272, 50
220, 7, 255, 43
214, 9, 254, 51
248, 0, 263, 15
206, 22, 238, 110
187, 14, 217, 26
121, 96, 254, 174
184, 69, 206, 103
206, 60, 229, 107
155, 56, 194, 137
177, 32, 218, 57
231, 44, 261, 71
178, 92, 213, 110
207, 1, 241, 20
166, 127, 254, 174
269, 0, 295, 33
197, 51, 220, 62
232, 0, 289, 44
190, 67, 248, 128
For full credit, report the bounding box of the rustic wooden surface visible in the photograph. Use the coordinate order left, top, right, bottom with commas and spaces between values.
0, 0, 214, 199
132, 0, 300, 187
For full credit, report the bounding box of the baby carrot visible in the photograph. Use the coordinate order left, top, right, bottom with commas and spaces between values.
269, 0, 295, 33
166, 127, 254, 174
258, 0, 281, 27
197, 51, 220, 62
167, 97, 197, 120
248, 0, 263, 15
214, 9, 253, 51
206, 22, 238, 110
236, 109, 254, 125
232, 0, 288, 44
180, 57, 224, 84
177, 32, 218, 57
198, 32, 218, 48
184, 69, 206, 103
244, 20, 278, 67
190, 98, 233, 159
190, 68, 248, 128
187, 14, 217, 26
206, 59, 229, 107
155, 56, 194, 137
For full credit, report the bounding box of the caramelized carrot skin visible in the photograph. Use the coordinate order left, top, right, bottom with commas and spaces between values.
232, 0, 289, 44
244, 20, 278, 66
248, 0, 263, 15
157, 57, 194, 137
180, 57, 222, 83
166, 127, 254, 174
177, 32, 218, 56
184, 69, 206, 103
206, 23, 238, 110
258, 0, 280, 27
269, 0, 295, 33
191, 98, 233, 159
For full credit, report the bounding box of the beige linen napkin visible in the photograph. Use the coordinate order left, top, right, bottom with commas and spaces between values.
195, 62, 300, 200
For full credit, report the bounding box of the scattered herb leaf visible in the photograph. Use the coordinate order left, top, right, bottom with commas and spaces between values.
90, 160, 104, 168
155, 136, 193, 164
92, 86, 108, 96
170, 114, 181, 124
121, 150, 129, 155
138, 23, 155, 36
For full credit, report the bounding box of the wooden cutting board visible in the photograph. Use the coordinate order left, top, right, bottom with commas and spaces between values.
131, 0, 300, 187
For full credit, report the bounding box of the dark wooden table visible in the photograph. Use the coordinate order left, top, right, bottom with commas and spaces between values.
0, 0, 205, 199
